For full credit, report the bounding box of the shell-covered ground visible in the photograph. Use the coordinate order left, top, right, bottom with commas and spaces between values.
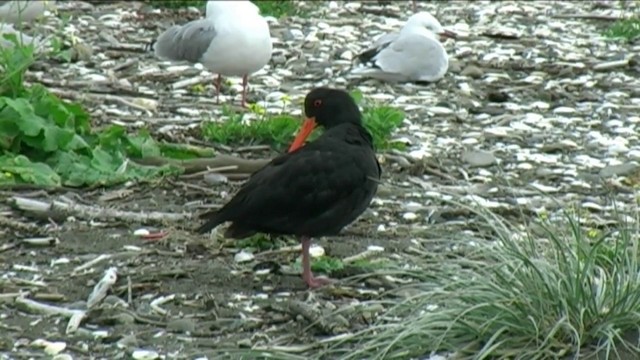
1, 0, 640, 359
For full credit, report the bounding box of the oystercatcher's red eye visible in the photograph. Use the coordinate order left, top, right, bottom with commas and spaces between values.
313, 99, 322, 107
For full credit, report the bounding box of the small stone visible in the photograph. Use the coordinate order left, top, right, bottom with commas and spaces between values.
167, 318, 196, 333
462, 150, 497, 167
309, 245, 325, 258
117, 334, 138, 348
112, 312, 135, 325
133, 228, 150, 237
132, 350, 159, 360
599, 163, 639, 178
460, 65, 483, 78
234, 250, 255, 263
203, 173, 228, 185
44, 341, 67, 355
52, 355, 73, 360
402, 212, 418, 221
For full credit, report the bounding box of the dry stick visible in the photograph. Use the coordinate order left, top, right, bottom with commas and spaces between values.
11, 196, 191, 224
133, 155, 270, 175
551, 13, 624, 21
14, 297, 86, 334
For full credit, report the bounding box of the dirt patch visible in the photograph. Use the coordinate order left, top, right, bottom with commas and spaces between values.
0, 178, 415, 358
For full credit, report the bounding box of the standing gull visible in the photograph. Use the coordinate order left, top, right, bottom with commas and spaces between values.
153, 0, 273, 107
350, 12, 456, 83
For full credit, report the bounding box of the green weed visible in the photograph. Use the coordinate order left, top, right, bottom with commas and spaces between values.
0, 38, 179, 187
147, 0, 299, 18
604, 17, 640, 41
201, 92, 405, 151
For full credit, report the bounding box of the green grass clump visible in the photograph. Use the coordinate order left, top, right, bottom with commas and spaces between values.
201, 91, 405, 152
147, 0, 299, 18
0, 37, 181, 187
604, 17, 640, 41
320, 208, 640, 360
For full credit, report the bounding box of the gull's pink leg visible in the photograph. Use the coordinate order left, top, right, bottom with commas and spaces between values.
301, 237, 334, 288
241, 74, 249, 108
215, 74, 222, 104
412, 0, 417, 11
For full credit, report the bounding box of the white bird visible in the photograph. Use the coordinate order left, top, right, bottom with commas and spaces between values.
0, 0, 55, 25
153, 0, 273, 108
0, 22, 47, 50
350, 12, 456, 83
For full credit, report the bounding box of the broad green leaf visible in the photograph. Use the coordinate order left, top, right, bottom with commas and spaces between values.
3, 98, 46, 136
42, 125, 75, 152
0, 154, 60, 186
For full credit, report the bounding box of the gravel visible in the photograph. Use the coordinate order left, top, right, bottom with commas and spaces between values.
2, 0, 640, 358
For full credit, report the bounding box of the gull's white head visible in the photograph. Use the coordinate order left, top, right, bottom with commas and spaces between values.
404, 12, 456, 40
205, 0, 260, 18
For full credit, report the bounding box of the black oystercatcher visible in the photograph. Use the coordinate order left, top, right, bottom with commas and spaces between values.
196, 88, 381, 288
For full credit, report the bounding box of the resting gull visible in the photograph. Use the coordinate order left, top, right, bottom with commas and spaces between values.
351, 12, 456, 83
153, 0, 273, 107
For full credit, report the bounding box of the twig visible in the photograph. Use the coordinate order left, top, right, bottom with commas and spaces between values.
150, 294, 175, 315
179, 165, 238, 180
87, 267, 118, 308
11, 196, 191, 224
73, 254, 112, 273
133, 155, 270, 175
22, 237, 59, 247
551, 13, 623, 21
0, 215, 39, 233
14, 296, 86, 334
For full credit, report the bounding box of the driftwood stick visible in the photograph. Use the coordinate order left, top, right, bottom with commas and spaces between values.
133, 155, 270, 175
11, 196, 191, 223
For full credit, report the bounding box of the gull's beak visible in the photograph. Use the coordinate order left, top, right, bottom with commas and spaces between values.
439, 29, 457, 40
288, 117, 317, 152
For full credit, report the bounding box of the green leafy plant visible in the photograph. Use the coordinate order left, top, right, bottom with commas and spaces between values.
146, 0, 299, 18
201, 93, 405, 151
0, 38, 178, 187
604, 17, 640, 41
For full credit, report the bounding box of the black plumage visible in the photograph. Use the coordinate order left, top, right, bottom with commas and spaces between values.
196, 87, 381, 288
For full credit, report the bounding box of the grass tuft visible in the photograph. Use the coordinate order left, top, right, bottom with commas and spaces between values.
604, 17, 640, 41
147, 0, 299, 18
201, 92, 405, 152
319, 206, 640, 360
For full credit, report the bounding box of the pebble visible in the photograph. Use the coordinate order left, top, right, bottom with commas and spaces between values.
461, 150, 497, 167
234, 250, 255, 263
599, 162, 639, 178
132, 350, 160, 360
203, 173, 228, 185
167, 318, 196, 333
402, 212, 418, 221
309, 244, 325, 258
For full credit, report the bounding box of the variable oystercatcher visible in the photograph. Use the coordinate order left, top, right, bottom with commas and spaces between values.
196, 87, 381, 288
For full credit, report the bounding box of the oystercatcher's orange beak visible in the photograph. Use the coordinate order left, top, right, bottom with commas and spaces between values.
289, 117, 317, 152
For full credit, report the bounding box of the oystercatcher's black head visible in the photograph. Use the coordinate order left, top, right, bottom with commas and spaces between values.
289, 88, 362, 152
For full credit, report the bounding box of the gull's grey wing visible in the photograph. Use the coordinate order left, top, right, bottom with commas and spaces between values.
154, 18, 217, 63
356, 31, 398, 65
373, 33, 448, 82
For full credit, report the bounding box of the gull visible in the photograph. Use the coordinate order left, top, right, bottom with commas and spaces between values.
0, 0, 55, 24
350, 12, 456, 83
153, 0, 273, 107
